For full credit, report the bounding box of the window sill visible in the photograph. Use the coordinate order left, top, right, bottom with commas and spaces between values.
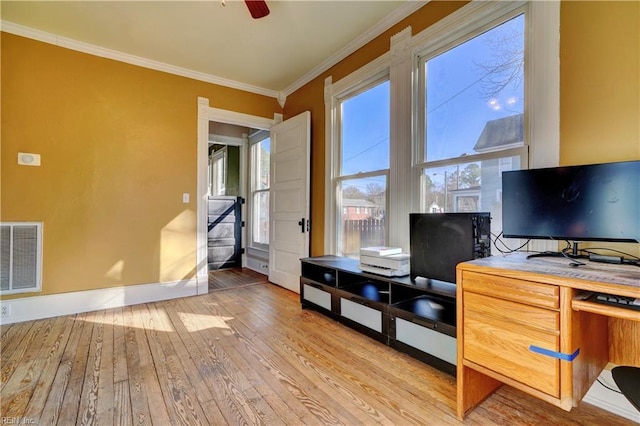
246, 246, 268, 261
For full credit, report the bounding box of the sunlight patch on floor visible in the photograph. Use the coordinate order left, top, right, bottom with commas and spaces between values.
178, 311, 234, 332
77, 308, 175, 332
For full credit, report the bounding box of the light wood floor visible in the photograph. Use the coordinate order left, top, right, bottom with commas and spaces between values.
209, 268, 267, 291
1, 269, 635, 425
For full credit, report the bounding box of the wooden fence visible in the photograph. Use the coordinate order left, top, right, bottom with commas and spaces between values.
342, 218, 385, 256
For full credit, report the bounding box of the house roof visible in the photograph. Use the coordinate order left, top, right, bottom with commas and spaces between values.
473, 113, 524, 152
450, 185, 481, 193
343, 199, 378, 208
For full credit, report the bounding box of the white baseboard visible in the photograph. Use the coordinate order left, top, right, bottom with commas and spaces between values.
245, 257, 269, 276
583, 368, 640, 423
0, 278, 199, 325
197, 274, 209, 294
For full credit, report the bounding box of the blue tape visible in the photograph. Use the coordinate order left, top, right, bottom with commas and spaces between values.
529, 345, 580, 361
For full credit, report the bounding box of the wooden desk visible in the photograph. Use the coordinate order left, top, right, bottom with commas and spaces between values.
456, 253, 640, 419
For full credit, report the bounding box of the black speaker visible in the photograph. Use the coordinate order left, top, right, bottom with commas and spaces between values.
410, 213, 491, 284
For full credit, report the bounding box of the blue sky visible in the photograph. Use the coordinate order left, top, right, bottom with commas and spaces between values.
340, 13, 524, 189
341, 81, 390, 176
426, 14, 524, 162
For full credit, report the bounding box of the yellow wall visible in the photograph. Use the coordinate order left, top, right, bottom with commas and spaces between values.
284, 1, 468, 256
286, 0, 640, 257
560, 1, 640, 258
3, 1, 638, 297
1, 33, 280, 298
560, 1, 639, 165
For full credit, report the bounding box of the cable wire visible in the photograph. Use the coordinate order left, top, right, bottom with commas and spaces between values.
491, 232, 530, 254
597, 378, 622, 394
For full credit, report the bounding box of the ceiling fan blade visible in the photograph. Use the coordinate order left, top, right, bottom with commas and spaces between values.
245, 0, 270, 19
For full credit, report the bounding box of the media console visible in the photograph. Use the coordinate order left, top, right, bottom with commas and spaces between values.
300, 256, 457, 375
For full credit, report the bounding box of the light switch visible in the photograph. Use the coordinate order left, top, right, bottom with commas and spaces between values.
18, 152, 41, 166
182, 193, 190, 203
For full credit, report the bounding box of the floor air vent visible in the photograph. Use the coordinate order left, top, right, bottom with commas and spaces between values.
1, 223, 42, 294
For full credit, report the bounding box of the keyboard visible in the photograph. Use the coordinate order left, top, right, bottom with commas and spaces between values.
587, 293, 640, 311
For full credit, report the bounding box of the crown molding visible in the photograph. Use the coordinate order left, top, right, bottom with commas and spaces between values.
1, 20, 280, 99
282, 0, 429, 97
2, 1, 428, 101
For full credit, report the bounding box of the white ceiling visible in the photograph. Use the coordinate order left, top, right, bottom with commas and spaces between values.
1, 0, 424, 98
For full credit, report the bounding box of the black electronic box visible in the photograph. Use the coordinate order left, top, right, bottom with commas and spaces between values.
409, 213, 491, 284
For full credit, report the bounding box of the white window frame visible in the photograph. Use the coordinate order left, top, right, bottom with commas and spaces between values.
412, 1, 559, 254
249, 130, 270, 251
414, 5, 529, 213
325, 62, 391, 255
409, 0, 559, 166
324, 0, 559, 253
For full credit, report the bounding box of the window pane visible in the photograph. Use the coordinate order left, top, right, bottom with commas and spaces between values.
337, 176, 386, 257
422, 154, 521, 233
340, 80, 390, 175
252, 191, 269, 245
425, 14, 524, 162
211, 150, 226, 196
253, 138, 270, 190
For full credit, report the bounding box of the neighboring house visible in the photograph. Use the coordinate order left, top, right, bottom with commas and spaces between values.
427, 201, 443, 213
473, 114, 524, 217
342, 198, 380, 220
450, 185, 481, 213
443, 114, 523, 214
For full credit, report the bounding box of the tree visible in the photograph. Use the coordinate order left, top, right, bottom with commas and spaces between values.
343, 186, 366, 200
475, 17, 524, 103
460, 164, 480, 188
447, 169, 460, 191
259, 144, 270, 186
423, 174, 436, 193
364, 182, 385, 203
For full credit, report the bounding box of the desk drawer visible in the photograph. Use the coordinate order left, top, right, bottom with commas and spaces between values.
464, 292, 559, 333
463, 292, 560, 397
462, 271, 559, 309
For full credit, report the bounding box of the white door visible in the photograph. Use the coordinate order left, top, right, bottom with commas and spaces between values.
268, 111, 311, 292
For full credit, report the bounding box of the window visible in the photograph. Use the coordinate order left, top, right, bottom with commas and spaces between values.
209, 147, 226, 196
334, 79, 390, 257
325, 1, 558, 254
250, 132, 270, 248
417, 11, 527, 243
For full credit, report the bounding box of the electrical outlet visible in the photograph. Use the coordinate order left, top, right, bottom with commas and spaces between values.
1, 303, 11, 318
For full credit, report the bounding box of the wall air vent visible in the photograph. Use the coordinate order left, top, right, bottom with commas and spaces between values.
0, 222, 42, 294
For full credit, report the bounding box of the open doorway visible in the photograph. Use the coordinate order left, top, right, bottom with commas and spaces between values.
206, 120, 273, 293
207, 121, 247, 271
196, 97, 282, 294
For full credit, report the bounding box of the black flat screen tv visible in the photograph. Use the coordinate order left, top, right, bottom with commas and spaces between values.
502, 160, 640, 243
